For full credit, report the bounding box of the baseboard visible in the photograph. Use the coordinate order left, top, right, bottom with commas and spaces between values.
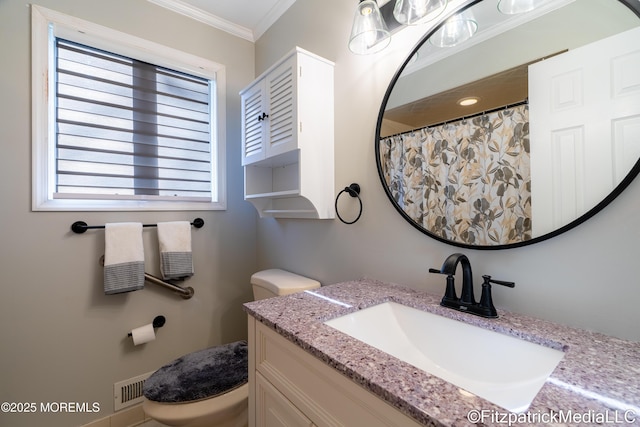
80, 403, 152, 427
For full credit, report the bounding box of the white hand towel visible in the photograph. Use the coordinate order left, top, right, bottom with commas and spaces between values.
157, 221, 194, 280
103, 223, 145, 294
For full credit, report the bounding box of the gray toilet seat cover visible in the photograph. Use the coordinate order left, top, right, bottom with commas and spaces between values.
143, 340, 248, 403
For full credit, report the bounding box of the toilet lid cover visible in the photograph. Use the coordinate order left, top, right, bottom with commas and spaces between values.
143, 340, 248, 403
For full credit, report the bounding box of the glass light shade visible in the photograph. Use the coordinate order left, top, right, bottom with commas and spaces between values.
429, 11, 478, 48
498, 0, 545, 14
348, 0, 391, 55
393, 0, 448, 25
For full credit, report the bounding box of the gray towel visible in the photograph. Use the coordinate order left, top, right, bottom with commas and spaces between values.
103, 223, 145, 294
157, 221, 194, 280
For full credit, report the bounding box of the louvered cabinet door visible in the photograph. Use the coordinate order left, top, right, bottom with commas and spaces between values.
265, 57, 298, 159
241, 80, 268, 165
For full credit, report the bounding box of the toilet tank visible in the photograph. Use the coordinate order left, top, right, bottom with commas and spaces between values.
251, 269, 321, 300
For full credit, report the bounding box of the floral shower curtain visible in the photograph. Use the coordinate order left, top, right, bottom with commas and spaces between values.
380, 104, 532, 245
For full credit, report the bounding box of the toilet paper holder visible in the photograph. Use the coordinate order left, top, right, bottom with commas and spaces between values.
127, 315, 166, 338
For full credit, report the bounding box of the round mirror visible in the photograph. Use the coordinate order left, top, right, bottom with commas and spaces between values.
376, 0, 640, 249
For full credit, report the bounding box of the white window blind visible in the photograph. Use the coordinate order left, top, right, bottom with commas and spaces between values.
54, 39, 213, 202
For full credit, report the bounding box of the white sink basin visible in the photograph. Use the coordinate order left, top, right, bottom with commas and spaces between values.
324, 302, 564, 413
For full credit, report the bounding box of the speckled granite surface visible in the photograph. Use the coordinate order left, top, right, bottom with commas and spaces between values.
243, 278, 640, 426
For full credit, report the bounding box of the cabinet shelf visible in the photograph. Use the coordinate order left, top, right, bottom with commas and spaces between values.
244, 193, 322, 219
262, 209, 317, 217
245, 190, 300, 200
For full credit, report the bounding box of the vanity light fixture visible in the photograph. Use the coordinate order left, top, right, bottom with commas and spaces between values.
349, 0, 480, 55
348, 0, 391, 55
393, 0, 447, 25
429, 10, 478, 48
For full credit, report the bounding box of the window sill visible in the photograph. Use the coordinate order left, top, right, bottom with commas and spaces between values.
32, 198, 226, 212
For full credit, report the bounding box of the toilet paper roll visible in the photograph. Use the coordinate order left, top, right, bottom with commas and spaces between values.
130, 323, 155, 345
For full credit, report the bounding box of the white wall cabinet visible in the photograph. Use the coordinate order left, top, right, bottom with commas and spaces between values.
248, 316, 423, 427
240, 47, 335, 219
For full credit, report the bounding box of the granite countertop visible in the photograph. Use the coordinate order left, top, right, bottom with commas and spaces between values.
243, 279, 640, 426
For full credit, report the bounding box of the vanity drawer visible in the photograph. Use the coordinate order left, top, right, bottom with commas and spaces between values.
251, 317, 421, 427
255, 371, 315, 427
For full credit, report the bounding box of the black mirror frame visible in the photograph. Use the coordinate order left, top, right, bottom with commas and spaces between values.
375, 0, 640, 250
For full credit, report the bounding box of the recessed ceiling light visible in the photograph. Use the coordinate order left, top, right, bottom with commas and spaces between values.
458, 97, 480, 106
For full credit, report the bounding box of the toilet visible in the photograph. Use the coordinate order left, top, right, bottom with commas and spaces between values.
142, 269, 321, 427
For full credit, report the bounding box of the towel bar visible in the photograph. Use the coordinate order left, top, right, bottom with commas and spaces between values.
70, 218, 204, 234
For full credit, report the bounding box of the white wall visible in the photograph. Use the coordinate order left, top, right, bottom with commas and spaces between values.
0, 1, 258, 426
255, 0, 640, 341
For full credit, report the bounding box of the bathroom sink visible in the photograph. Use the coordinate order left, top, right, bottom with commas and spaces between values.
324, 302, 564, 413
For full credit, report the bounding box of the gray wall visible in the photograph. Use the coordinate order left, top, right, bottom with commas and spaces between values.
0, 1, 257, 426
255, 0, 640, 341
1, 0, 639, 426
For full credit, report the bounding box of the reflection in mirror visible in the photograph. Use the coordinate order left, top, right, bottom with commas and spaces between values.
377, 0, 640, 249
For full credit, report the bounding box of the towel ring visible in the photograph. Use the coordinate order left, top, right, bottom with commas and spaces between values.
335, 183, 362, 225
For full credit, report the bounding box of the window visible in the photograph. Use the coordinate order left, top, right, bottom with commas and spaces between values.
32, 5, 226, 211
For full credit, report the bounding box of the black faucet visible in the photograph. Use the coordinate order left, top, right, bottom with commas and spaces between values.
429, 253, 514, 318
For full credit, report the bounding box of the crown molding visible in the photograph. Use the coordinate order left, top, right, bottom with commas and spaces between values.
148, 0, 255, 42
253, 0, 297, 40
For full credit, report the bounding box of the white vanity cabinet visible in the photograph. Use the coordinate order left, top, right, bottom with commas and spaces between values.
248, 316, 423, 427
240, 47, 335, 219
